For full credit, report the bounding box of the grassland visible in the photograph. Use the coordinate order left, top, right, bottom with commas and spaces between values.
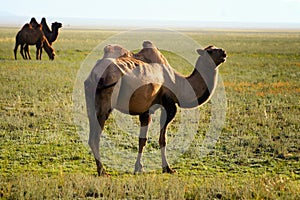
0, 27, 299, 199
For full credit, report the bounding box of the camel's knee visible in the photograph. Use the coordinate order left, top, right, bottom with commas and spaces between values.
96, 113, 110, 127
139, 138, 147, 150
159, 137, 166, 148
139, 112, 151, 127
159, 128, 167, 148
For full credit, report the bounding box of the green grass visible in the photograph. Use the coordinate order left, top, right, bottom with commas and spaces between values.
0, 27, 299, 199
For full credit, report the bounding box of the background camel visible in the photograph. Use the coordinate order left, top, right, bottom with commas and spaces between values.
14, 23, 55, 60
85, 42, 226, 176
24, 18, 62, 59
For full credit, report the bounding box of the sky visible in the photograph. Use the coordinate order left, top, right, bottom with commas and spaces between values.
1, 0, 300, 27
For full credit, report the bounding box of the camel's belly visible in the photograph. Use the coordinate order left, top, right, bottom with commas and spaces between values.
114, 83, 161, 114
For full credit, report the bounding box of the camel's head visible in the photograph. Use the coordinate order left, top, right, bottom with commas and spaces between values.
49, 50, 55, 60
197, 45, 227, 67
52, 22, 62, 29
103, 44, 132, 59
133, 41, 169, 65
44, 43, 55, 60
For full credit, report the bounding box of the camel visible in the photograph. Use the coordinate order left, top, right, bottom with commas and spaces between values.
84, 42, 227, 176
14, 23, 55, 60
24, 18, 62, 59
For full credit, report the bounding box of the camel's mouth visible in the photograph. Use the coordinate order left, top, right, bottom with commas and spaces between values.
53, 22, 63, 28
220, 50, 227, 62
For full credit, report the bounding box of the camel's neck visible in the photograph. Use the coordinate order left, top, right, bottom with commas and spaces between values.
50, 28, 59, 42
43, 38, 54, 55
176, 57, 218, 108
43, 24, 51, 34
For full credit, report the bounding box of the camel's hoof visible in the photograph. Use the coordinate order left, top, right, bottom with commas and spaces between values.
98, 171, 110, 177
97, 167, 110, 177
162, 166, 176, 174
134, 163, 144, 174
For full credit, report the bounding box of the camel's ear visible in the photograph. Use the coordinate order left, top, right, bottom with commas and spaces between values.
143, 41, 155, 48
197, 49, 206, 56
104, 45, 112, 53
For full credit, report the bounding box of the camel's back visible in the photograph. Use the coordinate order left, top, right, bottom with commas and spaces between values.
116, 56, 175, 85
18, 24, 44, 44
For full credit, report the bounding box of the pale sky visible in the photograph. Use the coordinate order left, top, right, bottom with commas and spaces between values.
1, 0, 300, 25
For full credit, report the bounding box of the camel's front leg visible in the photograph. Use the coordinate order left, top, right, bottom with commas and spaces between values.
160, 96, 177, 174
134, 112, 151, 173
39, 47, 43, 60
24, 44, 31, 60
20, 44, 25, 59
36, 48, 40, 60
36, 42, 42, 60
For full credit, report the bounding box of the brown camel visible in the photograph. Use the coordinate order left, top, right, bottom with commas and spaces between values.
84, 42, 227, 176
24, 17, 62, 59
14, 23, 55, 60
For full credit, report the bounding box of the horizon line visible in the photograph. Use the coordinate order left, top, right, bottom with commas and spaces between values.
1, 15, 300, 30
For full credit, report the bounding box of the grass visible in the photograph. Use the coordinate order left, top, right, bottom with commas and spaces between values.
0, 27, 299, 199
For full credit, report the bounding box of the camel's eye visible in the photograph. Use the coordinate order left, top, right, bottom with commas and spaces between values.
207, 50, 213, 54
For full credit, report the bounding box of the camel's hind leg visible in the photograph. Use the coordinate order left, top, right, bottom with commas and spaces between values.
85, 78, 113, 176
14, 32, 20, 60
14, 44, 18, 60
134, 112, 151, 173
159, 95, 177, 174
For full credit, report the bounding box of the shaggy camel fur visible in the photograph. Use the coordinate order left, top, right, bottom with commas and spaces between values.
24, 18, 62, 59
84, 42, 226, 176
14, 23, 55, 60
